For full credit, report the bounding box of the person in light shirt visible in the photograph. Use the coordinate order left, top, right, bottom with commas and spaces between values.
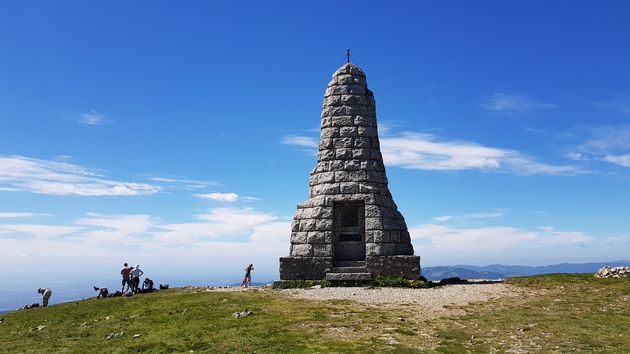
130, 264, 144, 294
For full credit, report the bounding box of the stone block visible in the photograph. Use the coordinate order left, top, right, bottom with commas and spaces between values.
319, 138, 333, 149
315, 219, 333, 231
396, 243, 412, 255
358, 126, 377, 137
321, 127, 339, 139
339, 126, 358, 137
368, 230, 386, 243
354, 115, 374, 126
367, 171, 383, 182
324, 95, 341, 106
291, 244, 312, 256
352, 148, 369, 159
313, 244, 333, 257
382, 243, 397, 256
388, 230, 401, 242
324, 231, 333, 243
370, 149, 383, 160
365, 205, 381, 218
299, 219, 316, 232
335, 170, 366, 182
339, 182, 358, 194
332, 137, 353, 148
335, 148, 352, 159
311, 183, 340, 196
321, 117, 332, 128
307, 231, 326, 244
337, 75, 355, 84
341, 94, 366, 105
279, 257, 333, 280
353, 137, 371, 147
315, 172, 335, 184
332, 116, 354, 127
365, 217, 384, 230
365, 243, 382, 256
344, 160, 361, 170
317, 149, 335, 161
359, 183, 379, 193
291, 220, 299, 232
330, 160, 345, 170
290, 232, 308, 244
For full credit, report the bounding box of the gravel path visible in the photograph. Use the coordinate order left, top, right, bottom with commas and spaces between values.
281, 283, 521, 318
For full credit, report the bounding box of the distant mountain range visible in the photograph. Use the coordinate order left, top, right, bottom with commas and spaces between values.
421, 260, 630, 281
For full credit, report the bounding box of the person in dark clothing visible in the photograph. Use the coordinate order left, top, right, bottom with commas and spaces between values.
93, 286, 109, 299
241, 263, 254, 287
121, 263, 133, 293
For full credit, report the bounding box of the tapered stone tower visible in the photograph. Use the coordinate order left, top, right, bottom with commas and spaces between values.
279, 62, 420, 281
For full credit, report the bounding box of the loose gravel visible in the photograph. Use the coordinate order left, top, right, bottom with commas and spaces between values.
281, 283, 522, 318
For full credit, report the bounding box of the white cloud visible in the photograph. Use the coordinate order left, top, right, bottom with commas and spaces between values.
380, 133, 582, 175
77, 111, 113, 126
604, 154, 630, 167
194, 192, 259, 202
0, 224, 83, 238
0, 212, 46, 218
281, 135, 318, 148
283, 132, 581, 175
148, 177, 218, 189
0, 156, 161, 196
432, 212, 504, 222
481, 93, 556, 114
410, 224, 591, 252
569, 125, 630, 168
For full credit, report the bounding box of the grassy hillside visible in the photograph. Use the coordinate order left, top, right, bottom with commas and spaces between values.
0, 274, 628, 353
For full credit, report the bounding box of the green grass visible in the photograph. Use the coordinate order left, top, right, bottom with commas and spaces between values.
434, 274, 630, 353
0, 274, 628, 353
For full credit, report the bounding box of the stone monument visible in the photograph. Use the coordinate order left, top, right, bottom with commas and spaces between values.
279, 61, 421, 281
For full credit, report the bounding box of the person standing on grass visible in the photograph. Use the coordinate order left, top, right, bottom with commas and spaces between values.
241, 263, 254, 287
130, 264, 144, 293
37, 288, 52, 307
121, 263, 133, 293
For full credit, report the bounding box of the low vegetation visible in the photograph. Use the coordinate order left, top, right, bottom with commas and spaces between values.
0, 274, 627, 353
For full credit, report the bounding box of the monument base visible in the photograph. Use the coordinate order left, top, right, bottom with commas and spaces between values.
279, 255, 421, 281
366, 255, 421, 280
279, 257, 333, 280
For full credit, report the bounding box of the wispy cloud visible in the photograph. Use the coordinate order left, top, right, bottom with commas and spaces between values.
282, 132, 581, 175
604, 154, 630, 168
410, 224, 591, 252
481, 93, 556, 115
595, 93, 630, 116
281, 135, 318, 148
194, 192, 260, 202
77, 111, 113, 126
148, 177, 218, 189
569, 125, 630, 168
380, 133, 582, 175
0, 156, 161, 196
0, 212, 47, 218
432, 212, 504, 222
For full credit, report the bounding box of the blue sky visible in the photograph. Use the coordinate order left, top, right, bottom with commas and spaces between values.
1, 1, 630, 288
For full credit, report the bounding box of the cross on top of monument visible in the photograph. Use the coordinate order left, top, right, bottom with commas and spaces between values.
346, 49, 350, 63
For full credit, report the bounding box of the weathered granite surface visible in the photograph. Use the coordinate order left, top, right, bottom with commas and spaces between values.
280, 62, 420, 280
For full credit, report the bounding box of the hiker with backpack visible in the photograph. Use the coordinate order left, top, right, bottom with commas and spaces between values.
37, 287, 52, 307
241, 263, 254, 287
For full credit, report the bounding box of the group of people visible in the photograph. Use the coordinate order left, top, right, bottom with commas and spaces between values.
120, 263, 144, 294
31, 261, 254, 309
93, 262, 155, 299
